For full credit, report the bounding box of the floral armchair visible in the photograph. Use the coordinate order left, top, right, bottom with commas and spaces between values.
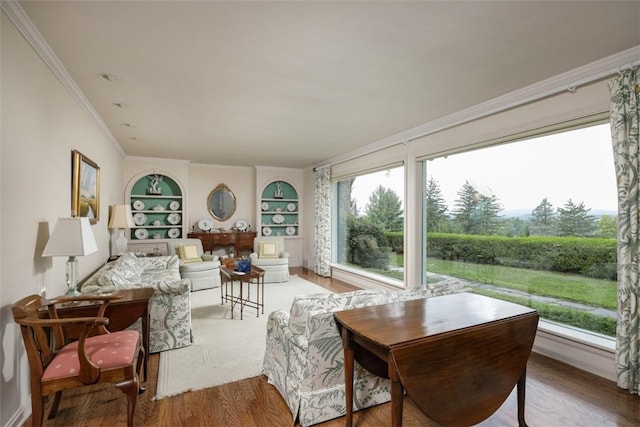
81, 253, 192, 353
261, 279, 468, 426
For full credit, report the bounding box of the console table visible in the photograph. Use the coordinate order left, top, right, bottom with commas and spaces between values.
334, 293, 539, 427
188, 231, 256, 255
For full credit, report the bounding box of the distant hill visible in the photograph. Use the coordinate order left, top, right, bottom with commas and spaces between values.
500, 209, 617, 219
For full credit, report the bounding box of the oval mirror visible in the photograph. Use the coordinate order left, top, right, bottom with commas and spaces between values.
207, 183, 236, 221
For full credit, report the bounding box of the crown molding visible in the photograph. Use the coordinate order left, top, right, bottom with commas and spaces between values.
1, 0, 125, 157
319, 45, 640, 169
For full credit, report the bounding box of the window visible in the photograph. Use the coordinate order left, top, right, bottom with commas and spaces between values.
424, 123, 617, 337
335, 166, 405, 283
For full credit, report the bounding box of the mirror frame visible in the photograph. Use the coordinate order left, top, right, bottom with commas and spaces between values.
207, 183, 236, 222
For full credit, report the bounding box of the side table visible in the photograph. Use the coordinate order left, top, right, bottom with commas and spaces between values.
42, 288, 153, 381
220, 265, 265, 319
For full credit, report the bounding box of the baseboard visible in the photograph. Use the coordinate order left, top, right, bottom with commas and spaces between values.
3, 405, 26, 427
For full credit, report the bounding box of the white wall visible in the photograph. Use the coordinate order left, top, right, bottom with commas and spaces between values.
1, 12, 126, 426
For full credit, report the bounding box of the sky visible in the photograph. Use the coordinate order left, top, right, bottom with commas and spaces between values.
351, 123, 617, 216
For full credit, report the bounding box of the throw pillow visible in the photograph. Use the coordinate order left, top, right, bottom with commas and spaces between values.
178, 244, 202, 263
259, 242, 278, 259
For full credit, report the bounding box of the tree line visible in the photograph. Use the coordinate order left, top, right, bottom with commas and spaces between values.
426, 178, 617, 238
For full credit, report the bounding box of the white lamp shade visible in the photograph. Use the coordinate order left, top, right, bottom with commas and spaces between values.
108, 204, 135, 229
42, 217, 99, 257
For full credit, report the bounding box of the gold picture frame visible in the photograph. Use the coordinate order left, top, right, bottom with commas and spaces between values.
71, 150, 100, 224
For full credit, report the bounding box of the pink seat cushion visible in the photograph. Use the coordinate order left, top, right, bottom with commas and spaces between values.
42, 330, 139, 381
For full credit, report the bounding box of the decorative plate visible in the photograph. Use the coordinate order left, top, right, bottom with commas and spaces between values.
235, 219, 249, 231
151, 205, 165, 211
198, 218, 214, 232
132, 200, 145, 211
286, 226, 296, 236
133, 212, 147, 226
169, 200, 180, 211
134, 228, 148, 240
167, 213, 181, 225
262, 226, 272, 236
261, 202, 269, 211
287, 203, 296, 212
272, 214, 285, 224
168, 228, 180, 238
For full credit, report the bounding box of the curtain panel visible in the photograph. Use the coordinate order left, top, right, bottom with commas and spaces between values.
313, 167, 331, 277
609, 68, 640, 394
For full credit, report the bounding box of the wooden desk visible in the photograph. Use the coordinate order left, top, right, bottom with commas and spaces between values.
44, 288, 153, 381
334, 293, 539, 427
220, 266, 265, 319
188, 231, 256, 255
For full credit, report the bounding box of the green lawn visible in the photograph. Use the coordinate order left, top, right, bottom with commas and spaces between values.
426, 258, 617, 310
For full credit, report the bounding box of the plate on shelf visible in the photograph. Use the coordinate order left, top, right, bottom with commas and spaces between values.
286, 226, 296, 236
261, 201, 269, 211
134, 228, 148, 240
272, 214, 285, 224
198, 218, 214, 232
287, 203, 296, 212
262, 226, 272, 236
167, 213, 181, 225
151, 205, 165, 211
133, 212, 147, 226
169, 200, 180, 211
132, 200, 145, 211
168, 228, 180, 238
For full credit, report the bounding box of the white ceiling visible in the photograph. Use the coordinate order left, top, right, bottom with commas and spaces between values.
15, 1, 640, 169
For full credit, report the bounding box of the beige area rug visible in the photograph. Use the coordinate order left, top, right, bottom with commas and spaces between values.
154, 275, 329, 399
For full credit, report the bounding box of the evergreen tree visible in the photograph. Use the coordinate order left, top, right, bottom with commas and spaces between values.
595, 215, 618, 239
530, 198, 557, 236
364, 185, 404, 231
426, 177, 449, 232
453, 180, 502, 234
557, 199, 596, 237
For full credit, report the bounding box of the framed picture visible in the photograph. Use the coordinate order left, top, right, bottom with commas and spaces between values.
71, 150, 100, 223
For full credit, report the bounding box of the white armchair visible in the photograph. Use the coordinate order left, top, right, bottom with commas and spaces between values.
250, 236, 290, 283
166, 238, 222, 291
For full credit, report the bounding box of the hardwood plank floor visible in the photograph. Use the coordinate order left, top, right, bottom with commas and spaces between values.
26, 268, 639, 426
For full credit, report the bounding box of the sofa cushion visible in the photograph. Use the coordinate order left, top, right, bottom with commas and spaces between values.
259, 241, 278, 259
288, 289, 387, 336
97, 254, 142, 289
178, 244, 202, 263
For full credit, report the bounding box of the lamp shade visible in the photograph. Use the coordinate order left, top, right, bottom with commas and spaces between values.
108, 204, 134, 229
42, 217, 98, 257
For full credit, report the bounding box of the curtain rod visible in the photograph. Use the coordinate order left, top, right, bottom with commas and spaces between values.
314, 53, 640, 171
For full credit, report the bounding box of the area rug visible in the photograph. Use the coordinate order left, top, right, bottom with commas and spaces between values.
154, 275, 329, 399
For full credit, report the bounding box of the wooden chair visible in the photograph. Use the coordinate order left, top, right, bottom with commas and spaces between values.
12, 294, 145, 427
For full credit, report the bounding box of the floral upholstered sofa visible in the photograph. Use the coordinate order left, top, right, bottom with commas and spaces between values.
81, 253, 192, 353
261, 279, 468, 426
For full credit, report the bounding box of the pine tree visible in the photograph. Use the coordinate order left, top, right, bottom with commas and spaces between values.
557, 199, 596, 237
364, 186, 404, 232
426, 177, 449, 232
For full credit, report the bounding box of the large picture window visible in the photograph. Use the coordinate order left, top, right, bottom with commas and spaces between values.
425, 122, 617, 337
335, 166, 405, 283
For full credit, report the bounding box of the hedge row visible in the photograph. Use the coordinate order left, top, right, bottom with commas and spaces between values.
426, 233, 617, 280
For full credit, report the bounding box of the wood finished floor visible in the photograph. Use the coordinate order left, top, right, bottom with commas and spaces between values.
27, 268, 639, 426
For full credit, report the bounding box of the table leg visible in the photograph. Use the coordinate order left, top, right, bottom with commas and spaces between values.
141, 307, 150, 382
240, 279, 244, 320
517, 368, 529, 427
260, 276, 264, 314
390, 365, 403, 427
341, 327, 354, 427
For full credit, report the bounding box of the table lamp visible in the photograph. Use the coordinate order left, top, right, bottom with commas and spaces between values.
108, 204, 135, 256
42, 217, 98, 296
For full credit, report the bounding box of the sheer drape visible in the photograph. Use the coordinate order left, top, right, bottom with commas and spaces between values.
313, 167, 331, 277
609, 68, 640, 394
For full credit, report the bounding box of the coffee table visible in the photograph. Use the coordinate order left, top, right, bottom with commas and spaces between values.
220, 265, 265, 319
334, 293, 539, 427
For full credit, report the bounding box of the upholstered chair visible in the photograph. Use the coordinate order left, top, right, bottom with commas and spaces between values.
167, 238, 222, 291
250, 236, 290, 283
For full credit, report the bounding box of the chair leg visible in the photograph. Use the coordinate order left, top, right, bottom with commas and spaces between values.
48, 391, 63, 419
137, 347, 146, 393
116, 377, 139, 427
30, 391, 46, 427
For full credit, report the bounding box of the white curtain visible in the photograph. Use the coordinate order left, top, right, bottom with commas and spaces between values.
609, 68, 640, 394
313, 167, 331, 277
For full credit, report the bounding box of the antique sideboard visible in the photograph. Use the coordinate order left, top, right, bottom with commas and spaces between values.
187, 231, 256, 255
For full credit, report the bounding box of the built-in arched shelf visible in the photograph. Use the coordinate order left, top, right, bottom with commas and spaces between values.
126, 172, 184, 240
260, 180, 299, 237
